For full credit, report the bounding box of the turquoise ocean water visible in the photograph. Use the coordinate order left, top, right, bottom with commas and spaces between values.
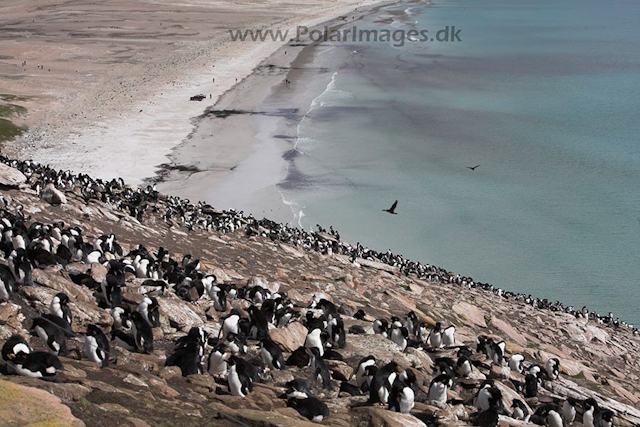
275, 0, 640, 324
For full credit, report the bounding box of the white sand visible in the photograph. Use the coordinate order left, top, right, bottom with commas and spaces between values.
2, 0, 385, 185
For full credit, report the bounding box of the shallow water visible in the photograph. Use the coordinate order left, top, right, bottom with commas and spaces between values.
276, 0, 640, 324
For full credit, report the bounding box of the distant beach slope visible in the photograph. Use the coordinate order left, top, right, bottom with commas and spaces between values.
0, 0, 384, 183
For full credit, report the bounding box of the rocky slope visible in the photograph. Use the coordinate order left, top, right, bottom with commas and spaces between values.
0, 159, 638, 427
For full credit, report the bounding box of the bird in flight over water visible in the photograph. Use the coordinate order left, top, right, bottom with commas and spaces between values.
383, 200, 398, 215
466, 164, 480, 171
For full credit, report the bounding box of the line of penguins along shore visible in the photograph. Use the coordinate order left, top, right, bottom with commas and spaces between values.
0, 213, 619, 426
0, 156, 636, 334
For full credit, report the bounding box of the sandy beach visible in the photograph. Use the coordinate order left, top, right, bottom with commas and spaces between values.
0, 0, 385, 184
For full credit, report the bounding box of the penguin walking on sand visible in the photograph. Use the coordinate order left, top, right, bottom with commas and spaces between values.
31, 317, 67, 355
131, 311, 153, 354
368, 361, 398, 405
428, 373, 453, 403
287, 397, 330, 422
85, 325, 110, 368
562, 397, 576, 425
388, 380, 415, 414
2, 334, 31, 373
228, 356, 252, 397
13, 351, 63, 378
260, 338, 285, 370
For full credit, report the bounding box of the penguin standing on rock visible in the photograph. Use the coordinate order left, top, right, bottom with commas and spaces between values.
510, 399, 529, 421
372, 319, 389, 338
456, 355, 472, 378
304, 328, 324, 357
31, 317, 67, 355
562, 397, 576, 425
509, 354, 525, 374
130, 311, 153, 354
471, 387, 502, 427
390, 324, 408, 351
582, 398, 602, 427
228, 356, 252, 397
260, 338, 285, 370
0, 265, 15, 304
50, 293, 72, 325
138, 296, 160, 327
352, 355, 376, 389
207, 343, 230, 379
524, 373, 538, 398
85, 325, 109, 368
368, 361, 398, 405
388, 380, 415, 414
427, 322, 443, 348
428, 373, 453, 403
308, 347, 333, 390
545, 357, 560, 380
442, 325, 455, 347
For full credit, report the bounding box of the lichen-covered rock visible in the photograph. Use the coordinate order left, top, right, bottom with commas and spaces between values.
0, 379, 86, 426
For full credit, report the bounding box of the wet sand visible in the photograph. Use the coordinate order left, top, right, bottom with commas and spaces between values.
155, 6, 389, 222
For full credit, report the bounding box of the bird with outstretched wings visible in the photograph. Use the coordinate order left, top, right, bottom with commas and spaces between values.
383, 200, 398, 215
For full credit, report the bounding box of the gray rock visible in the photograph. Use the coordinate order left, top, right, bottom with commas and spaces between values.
41, 183, 67, 205
0, 163, 26, 188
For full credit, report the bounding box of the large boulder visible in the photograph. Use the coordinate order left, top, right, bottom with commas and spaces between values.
41, 183, 67, 205
268, 321, 307, 352
0, 379, 85, 426
0, 163, 26, 188
361, 407, 427, 427
158, 296, 204, 332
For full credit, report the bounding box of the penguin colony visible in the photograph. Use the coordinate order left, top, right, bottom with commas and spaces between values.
0, 156, 632, 426
0, 156, 634, 333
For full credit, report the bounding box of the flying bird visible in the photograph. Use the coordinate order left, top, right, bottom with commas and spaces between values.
383, 200, 398, 215
466, 165, 480, 171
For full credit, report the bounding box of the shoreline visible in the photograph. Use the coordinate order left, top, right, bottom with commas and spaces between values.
155, 0, 399, 224
2, 0, 388, 185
